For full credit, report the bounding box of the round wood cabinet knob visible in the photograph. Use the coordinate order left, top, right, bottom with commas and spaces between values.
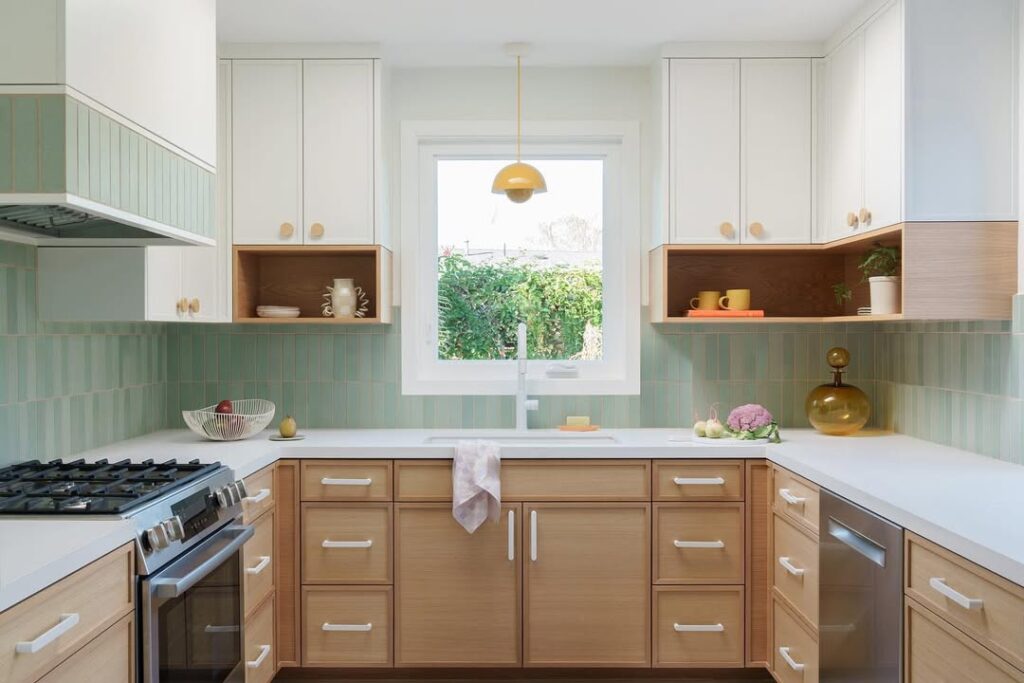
188, 298, 201, 314
719, 222, 735, 239
310, 222, 325, 239
279, 222, 294, 238
749, 221, 765, 238
176, 298, 188, 314
859, 208, 872, 225
846, 212, 859, 228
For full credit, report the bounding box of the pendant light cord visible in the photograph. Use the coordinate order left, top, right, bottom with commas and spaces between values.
516, 55, 522, 162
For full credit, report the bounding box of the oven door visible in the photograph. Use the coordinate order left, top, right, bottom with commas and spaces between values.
140, 522, 254, 683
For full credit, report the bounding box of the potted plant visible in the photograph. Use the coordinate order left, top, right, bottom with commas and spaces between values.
858, 246, 900, 315
831, 282, 853, 309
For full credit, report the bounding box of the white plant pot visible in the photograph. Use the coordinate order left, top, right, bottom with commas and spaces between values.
868, 276, 901, 315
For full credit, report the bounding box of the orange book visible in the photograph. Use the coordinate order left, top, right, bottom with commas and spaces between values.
686, 309, 766, 318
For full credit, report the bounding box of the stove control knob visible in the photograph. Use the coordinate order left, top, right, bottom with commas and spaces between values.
233, 480, 248, 500
163, 516, 184, 541
146, 525, 169, 551
215, 488, 230, 508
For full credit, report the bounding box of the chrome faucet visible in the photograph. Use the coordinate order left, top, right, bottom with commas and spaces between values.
516, 322, 538, 430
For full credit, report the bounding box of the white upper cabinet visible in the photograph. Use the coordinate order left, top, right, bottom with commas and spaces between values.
231, 60, 304, 245
741, 59, 812, 244
826, 32, 866, 242
303, 60, 375, 245
669, 59, 741, 244
861, 2, 902, 232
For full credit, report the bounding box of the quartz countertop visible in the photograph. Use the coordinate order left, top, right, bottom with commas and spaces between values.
3, 427, 1023, 612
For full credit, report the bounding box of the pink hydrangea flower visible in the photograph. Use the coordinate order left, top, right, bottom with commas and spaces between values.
726, 404, 773, 432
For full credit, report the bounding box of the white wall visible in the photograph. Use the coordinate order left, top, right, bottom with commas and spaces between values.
386, 66, 654, 305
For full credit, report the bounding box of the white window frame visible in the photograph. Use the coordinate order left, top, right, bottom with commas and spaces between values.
400, 120, 641, 396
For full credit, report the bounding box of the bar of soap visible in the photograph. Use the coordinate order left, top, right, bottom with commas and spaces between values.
565, 416, 591, 427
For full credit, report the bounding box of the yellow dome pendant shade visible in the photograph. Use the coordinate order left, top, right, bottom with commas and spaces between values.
493, 51, 546, 203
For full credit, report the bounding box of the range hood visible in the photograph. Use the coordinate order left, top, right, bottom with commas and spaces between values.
0, 94, 215, 246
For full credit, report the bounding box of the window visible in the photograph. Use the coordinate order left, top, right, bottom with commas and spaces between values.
401, 121, 640, 395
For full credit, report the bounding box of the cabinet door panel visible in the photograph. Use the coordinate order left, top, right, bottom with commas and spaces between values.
303, 60, 374, 245
862, 1, 902, 231
669, 59, 740, 244
145, 247, 182, 321
524, 503, 650, 666
231, 60, 302, 245
827, 34, 864, 242
741, 59, 812, 244
395, 504, 520, 666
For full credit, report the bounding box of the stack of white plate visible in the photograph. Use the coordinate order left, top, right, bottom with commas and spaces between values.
857, 306, 872, 316
256, 305, 301, 318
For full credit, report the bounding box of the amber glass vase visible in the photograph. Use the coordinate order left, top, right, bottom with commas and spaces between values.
805, 347, 870, 435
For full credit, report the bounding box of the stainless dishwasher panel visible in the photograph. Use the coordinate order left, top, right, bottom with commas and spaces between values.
820, 490, 904, 683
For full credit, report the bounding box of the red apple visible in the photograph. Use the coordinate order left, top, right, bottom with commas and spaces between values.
215, 399, 233, 414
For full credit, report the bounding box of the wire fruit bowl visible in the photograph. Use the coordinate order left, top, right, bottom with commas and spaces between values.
182, 399, 276, 441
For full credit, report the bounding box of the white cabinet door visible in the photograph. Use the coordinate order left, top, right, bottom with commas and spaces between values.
827, 33, 865, 242
145, 247, 184, 321
669, 59, 741, 244
302, 60, 375, 245
741, 59, 812, 244
231, 60, 303, 245
862, 1, 903, 231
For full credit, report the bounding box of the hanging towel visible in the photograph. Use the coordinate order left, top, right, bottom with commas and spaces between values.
452, 440, 501, 533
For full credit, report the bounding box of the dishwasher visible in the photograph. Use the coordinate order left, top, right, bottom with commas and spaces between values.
819, 490, 904, 683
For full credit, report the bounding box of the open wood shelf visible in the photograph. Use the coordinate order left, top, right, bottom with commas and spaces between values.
660, 314, 904, 324
233, 245, 392, 324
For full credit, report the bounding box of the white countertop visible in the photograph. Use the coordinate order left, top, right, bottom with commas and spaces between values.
3, 427, 1024, 612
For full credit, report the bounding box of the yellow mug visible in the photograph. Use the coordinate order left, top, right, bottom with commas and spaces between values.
719, 289, 751, 311
690, 290, 722, 311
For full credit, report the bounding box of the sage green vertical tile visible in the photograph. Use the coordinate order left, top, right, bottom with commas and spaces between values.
88, 108, 101, 201
0, 96, 12, 191
133, 133, 144, 216
98, 113, 111, 204
63, 99, 77, 195
37, 96, 65, 193
120, 127, 131, 210
293, 335, 310, 382
12, 96, 39, 192
76, 101, 90, 197
109, 117, 121, 207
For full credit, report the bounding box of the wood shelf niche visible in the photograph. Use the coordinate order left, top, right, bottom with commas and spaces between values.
234, 245, 392, 324
649, 223, 1017, 324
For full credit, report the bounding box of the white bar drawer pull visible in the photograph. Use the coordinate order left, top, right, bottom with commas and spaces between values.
16, 613, 80, 654
674, 623, 724, 633
321, 477, 372, 486
779, 488, 806, 505
322, 539, 373, 549
929, 577, 984, 610
674, 476, 725, 486
778, 556, 806, 577
246, 644, 271, 669
243, 488, 271, 504
507, 509, 515, 561
530, 510, 538, 562
204, 624, 240, 634
779, 646, 805, 672
674, 539, 725, 549
246, 555, 271, 575
322, 622, 373, 632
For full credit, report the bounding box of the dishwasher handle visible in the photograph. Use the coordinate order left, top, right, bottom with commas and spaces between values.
826, 517, 887, 568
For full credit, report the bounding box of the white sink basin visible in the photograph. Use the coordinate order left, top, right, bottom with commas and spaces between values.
424, 433, 619, 446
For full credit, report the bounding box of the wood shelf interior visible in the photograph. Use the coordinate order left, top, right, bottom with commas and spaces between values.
234, 246, 391, 323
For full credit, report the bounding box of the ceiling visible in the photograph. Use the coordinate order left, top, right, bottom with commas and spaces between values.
217, 0, 867, 66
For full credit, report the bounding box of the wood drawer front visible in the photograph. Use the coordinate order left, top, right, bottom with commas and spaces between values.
503, 460, 650, 501
242, 464, 276, 523
0, 543, 134, 683
394, 460, 451, 501
653, 460, 744, 501
772, 513, 819, 626
36, 613, 134, 683
906, 597, 1024, 683
772, 465, 819, 535
653, 586, 744, 667
772, 598, 819, 683
303, 587, 392, 667
243, 510, 275, 616
244, 593, 276, 683
906, 533, 1024, 669
301, 461, 392, 501
654, 503, 745, 584
302, 503, 392, 584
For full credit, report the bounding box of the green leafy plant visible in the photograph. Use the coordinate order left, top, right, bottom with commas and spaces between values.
858, 245, 900, 281
831, 282, 853, 307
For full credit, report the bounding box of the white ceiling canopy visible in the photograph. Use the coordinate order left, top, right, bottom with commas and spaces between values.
217, 0, 868, 66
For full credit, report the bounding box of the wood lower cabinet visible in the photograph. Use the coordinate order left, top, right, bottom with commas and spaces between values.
244, 595, 275, 683
302, 586, 392, 667
523, 503, 651, 667
772, 597, 819, 683
394, 503, 521, 666
653, 586, 744, 667
36, 614, 134, 683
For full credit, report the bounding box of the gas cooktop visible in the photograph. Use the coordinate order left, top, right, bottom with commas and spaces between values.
0, 458, 222, 514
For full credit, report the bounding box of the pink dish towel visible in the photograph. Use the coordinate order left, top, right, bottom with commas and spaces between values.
452, 440, 501, 533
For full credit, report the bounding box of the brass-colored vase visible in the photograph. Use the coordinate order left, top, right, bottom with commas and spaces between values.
805, 347, 870, 435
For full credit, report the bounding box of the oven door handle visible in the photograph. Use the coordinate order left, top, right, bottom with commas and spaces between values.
150, 524, 254, 599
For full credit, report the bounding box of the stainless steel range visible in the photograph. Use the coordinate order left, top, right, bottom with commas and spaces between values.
0, 458, 255, 683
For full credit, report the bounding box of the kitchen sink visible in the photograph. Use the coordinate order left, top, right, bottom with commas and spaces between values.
424, 433, 620, 446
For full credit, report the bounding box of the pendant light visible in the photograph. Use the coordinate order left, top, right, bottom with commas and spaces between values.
492, 48, 546, 203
